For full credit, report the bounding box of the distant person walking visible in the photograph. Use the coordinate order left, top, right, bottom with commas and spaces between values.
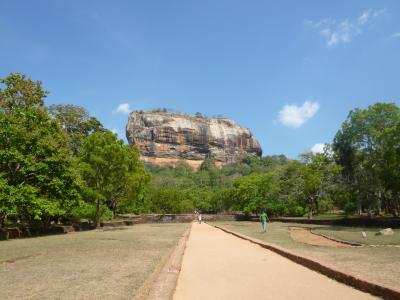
197, 213, 202, 224
260, 211, 269, 232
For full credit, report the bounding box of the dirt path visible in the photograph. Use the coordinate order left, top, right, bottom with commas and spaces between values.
173, 223, 377, 300
290, 227, 352, 247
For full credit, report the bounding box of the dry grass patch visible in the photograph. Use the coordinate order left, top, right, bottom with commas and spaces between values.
289, 227, 352, 248
0, 223, 189, 300
312, 226, 400, 246
212, 221, 400, 292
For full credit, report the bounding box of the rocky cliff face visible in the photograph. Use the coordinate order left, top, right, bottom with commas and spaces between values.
126, 111, 262, 168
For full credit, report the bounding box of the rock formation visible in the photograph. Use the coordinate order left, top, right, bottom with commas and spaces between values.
126, 110, 262, 168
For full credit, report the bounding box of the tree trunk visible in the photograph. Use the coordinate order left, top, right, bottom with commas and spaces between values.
307, 197, 314, 220
95, 198, 101, 228
95, 172, 101, 228
377, 191, 382, 216
0, 215, 4, 229
42, 217, 51, 230
109, 196, 117, 219
395, 192, 400, 217
356, 190, 362, 215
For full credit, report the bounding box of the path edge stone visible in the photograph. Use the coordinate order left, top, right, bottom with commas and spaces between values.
133, 223, 192, 300
211, 223, 400, 300
309, 228, 364, 247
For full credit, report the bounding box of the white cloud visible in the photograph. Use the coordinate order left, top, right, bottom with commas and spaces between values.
114, 103, 131, 114
311, 143, 325, 154
306, 8, 385, 47
279, 101, 320, 128
391, 32, 400, 38
358, 8, 385, 25
111, 128, 119, 134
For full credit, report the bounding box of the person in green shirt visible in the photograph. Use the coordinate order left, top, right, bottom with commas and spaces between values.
260, 211, 270, 232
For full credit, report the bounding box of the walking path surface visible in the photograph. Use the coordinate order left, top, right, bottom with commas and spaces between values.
173, 222, 377, 300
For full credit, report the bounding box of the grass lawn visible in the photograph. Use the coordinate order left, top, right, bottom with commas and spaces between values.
211, 221, 400, 291
0, 223, 189, 300
281, 213, 348, 221
312, 226, 400, 245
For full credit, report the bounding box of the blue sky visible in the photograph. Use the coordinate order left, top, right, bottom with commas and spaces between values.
1, 1, 400, 158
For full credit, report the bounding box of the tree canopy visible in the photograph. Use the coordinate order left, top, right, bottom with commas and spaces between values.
0, 73, 81, 227
333, 103, 400, 215
2, 72, 400, 228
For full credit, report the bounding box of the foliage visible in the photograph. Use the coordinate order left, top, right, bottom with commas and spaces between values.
0, 73, 81, 227
70, 202, 112, 222
2, 72, 400, 226
0, 73, 46, 110
49, 104, 104, 154
0, 176, 17, 227
78, 131, 150, 226
297, 151, 341, 218
333, 103, 400, 216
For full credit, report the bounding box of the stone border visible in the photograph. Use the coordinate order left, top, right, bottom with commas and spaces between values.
288, 227, 356, 248
309, 228, 400, 248
210, 224, 400, 300
270, 217, 400, 228
133, 223, 192, 300
308, 228, 364, 247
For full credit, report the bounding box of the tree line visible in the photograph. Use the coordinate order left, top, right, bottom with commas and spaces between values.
0, 73, 150, 228
143, 107, 400, 218
1, 73, 400, 230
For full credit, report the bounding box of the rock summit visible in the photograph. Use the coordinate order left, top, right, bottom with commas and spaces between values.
126, 110, 262, 169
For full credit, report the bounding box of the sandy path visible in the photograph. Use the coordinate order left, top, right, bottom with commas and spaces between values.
290, 227, 351, 247
173, 223, 377, 300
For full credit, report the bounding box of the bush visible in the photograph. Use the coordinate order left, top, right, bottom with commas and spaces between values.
265, 200, 288, 217
71, 202, 112, 223
287, 204, 305, 217
317, 199, 334, 214
344, 201, 356, 215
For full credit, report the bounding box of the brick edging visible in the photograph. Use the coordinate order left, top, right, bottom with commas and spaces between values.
308, 228, 364, 247
134, 223, 192, 300
210, 224, 400, 300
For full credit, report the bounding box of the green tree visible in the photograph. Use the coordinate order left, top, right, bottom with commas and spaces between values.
378, 117, 400, 215
298, 151, 341, 219
232, 173, 279, 215
276, 160, 304, 216
199, 158, 216, 171
49, 104, 104, 154
78, 131, 150, 226
211, 188, 236, 213
0, 73, 46, 110
149, 188, 194, 214
0, 73, 81, 227
333, 103, 400, 215
0, 176, 16, 227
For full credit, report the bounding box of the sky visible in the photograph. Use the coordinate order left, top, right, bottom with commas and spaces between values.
1, 0, 400, 158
